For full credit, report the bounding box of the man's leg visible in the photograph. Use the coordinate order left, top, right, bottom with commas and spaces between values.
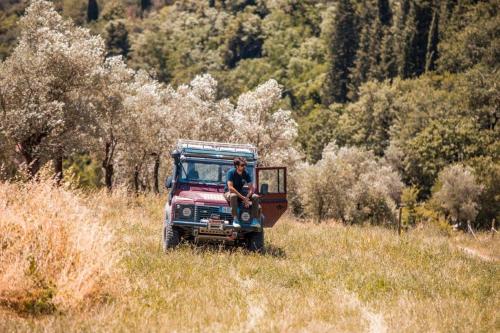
250, 194, 260, 219
224, 192, 238, 216
230, 193, 239, 218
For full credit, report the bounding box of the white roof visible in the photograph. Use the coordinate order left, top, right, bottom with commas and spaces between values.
177, 139, 258, 155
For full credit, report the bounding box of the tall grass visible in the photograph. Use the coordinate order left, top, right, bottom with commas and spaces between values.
0, 180, 121, 313
1, 184, 498, 332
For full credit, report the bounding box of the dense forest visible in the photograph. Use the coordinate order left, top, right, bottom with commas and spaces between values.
0, 0, 498, 228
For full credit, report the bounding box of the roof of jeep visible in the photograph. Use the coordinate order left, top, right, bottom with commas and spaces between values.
175, 140, 258, 161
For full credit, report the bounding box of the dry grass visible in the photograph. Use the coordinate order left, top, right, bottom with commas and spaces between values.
1, 187, 499, 332
0, 180, 121, 314
450, 232, 500, 261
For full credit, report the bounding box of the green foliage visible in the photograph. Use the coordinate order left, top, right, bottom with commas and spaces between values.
431, 164, 482, 227
63, 154, 103, 189
105, 20, 130, 58
466, 156, 500, 229
438, 0, 499, 73
0, 0, 497, 228
425, 8, 439, 72
322, 0, 358, 104
401, 186, 419, 226
223, 11, 263, 68
297, 105, 343, 163
87, 0, 99, 22
295, 144, 403, 224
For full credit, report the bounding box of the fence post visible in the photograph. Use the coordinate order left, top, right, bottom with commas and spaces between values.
398, 206, 402, 236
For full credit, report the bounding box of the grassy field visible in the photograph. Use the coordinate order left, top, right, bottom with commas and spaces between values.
1, 187, 499, 333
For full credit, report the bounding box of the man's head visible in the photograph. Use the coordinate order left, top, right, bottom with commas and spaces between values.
233, 157, 247, 173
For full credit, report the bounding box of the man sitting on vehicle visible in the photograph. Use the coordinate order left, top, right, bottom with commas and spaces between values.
224, 157, 261, 228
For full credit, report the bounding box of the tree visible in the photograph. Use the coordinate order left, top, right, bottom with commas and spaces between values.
379, 29, 397, 79
377, 0, 392, 26
432, 164, 482, 227
322, 0, 357, 104
90, 57, 135, 190
425, 8, 439, 72
233, 79, 299, 166
338, 80, 397, 156
437, 1, 499, 73
223, 12, 263, 68
398, 2, 417, 78
141, 0, 152, 13
0, 0, 104, 178
349, 25, 371, 99
298, 105, 343, 163
105, 20, 130, 58
466, 157, 500, 229
87, 0, 99, 22
367, 18, 384, 81
295, 144, 403, 224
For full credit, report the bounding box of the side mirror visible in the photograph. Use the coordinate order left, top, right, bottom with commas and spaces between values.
165, 176, 173, 189
260, 183, 269, 195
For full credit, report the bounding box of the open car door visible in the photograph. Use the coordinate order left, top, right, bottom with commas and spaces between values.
256, 167, 287, 227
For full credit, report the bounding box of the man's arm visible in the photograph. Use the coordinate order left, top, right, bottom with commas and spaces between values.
227, 181, 247, 200
246, 183, 254, 198
245, 172, 254, 198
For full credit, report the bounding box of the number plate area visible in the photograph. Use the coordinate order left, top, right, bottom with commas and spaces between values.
199, 219, 232, 235
221, 206, 231, 214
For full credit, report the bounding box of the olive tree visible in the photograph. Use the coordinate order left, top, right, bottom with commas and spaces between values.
295, 143, 403, 224
233, 79, 299, 166
90, 56, 135, 190
432, 164, 482, 227
0, 0, 103, 179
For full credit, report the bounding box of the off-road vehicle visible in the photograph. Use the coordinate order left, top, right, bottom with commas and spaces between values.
163, 140, 287, 252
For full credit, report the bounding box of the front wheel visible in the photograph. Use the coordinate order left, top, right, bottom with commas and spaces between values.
246, 229, 264, 253
163, 222, 181, 251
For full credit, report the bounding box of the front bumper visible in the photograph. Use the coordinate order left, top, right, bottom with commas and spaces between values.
172, 219, 260, 231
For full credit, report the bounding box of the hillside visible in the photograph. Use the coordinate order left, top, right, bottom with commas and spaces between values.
0, 1, 498, 331
1, 181, 498, 332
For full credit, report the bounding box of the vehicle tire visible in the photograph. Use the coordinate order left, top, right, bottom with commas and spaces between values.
246, 229, 264, 253
163, 222, 181, 251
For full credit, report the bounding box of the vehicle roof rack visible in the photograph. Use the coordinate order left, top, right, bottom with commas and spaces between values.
177, 139, 258, 157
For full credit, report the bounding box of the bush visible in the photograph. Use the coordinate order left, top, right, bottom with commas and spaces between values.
431, 164, 482, 228
0, 179, 120, 313
466, 156, 500, 229
294, 144, 403, 224
401, 186, 419, 227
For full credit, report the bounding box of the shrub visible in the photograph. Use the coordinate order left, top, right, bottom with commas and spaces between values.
0, 179, 120, 313
431, 164, 482, 228
466, 156, 500, 229
294, 144, 403, 224
401, 186, 419, 227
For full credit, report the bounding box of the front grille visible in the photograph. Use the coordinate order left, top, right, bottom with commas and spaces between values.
195, 206, 233, 222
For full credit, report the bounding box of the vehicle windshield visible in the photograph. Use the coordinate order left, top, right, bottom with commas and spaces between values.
179, 160, 254, 184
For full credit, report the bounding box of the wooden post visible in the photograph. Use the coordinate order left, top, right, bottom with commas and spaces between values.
467, 220, 479, 241
398, 206, 402, 236
492, 219, 497, 238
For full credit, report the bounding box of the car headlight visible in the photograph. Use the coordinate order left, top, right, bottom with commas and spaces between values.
182, 207, 193, 217
175, 204, 194, 220
240, 211, 251, 222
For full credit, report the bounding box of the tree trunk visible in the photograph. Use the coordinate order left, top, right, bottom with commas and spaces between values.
133, 164, 140, 193
102, 141, 115, 191
15, 132, 49, 179
53, 154, 63, 185
153, 154, 160, 194
104, 163, 113, 190
17, 147, 40, 179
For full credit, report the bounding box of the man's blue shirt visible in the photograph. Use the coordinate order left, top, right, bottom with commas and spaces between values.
224, 167, 252, 194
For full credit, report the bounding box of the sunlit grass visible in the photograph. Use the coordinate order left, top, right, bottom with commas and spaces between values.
1, 189, 498, 332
